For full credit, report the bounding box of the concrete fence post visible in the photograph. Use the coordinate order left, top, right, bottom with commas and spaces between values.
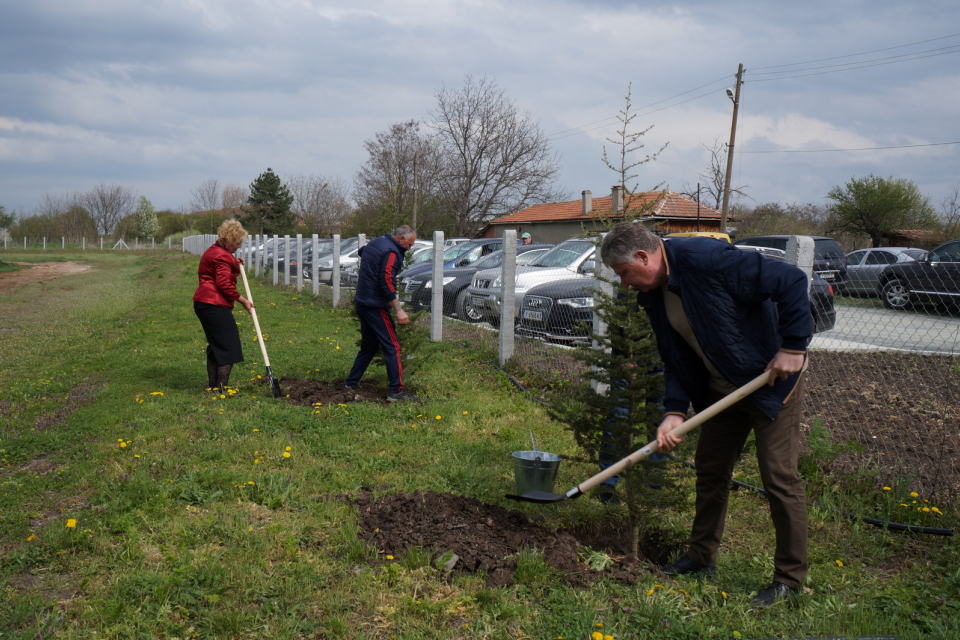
283, 234, 291, 286
62, 237, 65, 249
331, 234, 340, 306
310, 234, 318, 296
82, 238, 85, 250
499, 230, 517, 365
430, 231, 444, 342
591, 240, 614, 396
272, 235, 279, 286
43, 237, 46, 250
296, 233, 303, 292
313, 234, 321, 298
786, 235, 815, 293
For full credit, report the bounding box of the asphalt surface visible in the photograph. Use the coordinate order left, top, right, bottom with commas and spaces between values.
811, 301, 960, 355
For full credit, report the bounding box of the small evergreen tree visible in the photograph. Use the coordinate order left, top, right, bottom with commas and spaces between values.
130, 196, 160, 239
241, 168, 295, 236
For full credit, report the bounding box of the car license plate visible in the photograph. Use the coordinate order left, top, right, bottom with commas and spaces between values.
472, 296, 486, 306
819, 271, 837, 281
522, 310, 543, 321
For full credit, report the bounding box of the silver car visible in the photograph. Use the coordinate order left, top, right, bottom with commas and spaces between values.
842, 247, 924, 297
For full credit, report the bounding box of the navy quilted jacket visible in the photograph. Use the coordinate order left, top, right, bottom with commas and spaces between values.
634, 237, 811, 420
353, 234, 407, 308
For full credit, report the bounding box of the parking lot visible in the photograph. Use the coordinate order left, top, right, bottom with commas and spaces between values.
811, 303, 960, 355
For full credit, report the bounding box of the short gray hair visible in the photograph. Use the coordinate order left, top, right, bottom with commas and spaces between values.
392, 225, 416, 240
600, 222, 660, 265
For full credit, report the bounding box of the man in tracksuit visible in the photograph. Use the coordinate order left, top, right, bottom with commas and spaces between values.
345, 225, 419, 403
600, 221, 811, 607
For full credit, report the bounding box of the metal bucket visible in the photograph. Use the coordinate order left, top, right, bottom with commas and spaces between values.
512, 450, 562, 495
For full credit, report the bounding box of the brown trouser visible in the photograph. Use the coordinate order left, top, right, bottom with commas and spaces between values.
686, 376, 808, 588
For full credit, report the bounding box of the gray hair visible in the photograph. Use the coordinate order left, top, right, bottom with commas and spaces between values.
600, 222, 660, 265
392, 224, 416, 240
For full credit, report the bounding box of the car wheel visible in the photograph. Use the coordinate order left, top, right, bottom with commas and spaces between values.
455, 289, 483, 323
880, 279, 912, 310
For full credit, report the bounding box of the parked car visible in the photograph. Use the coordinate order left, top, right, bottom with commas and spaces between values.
841, 247, 925, 297
468, 238, 597, 322
404, 245, 552, 320
516, 277, 599, 344
398, 238, 505, 282
734, 235, 847, 287
666, 232, 731, 243
877, 238, 960, 311
301, 236, 360, 283
275, 238, 333, 275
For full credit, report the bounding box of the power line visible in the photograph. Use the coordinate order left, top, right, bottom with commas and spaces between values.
548, 73, 731, 139
747, 48, 960, 82
749, 43, 960, 76
742, 141, 960, 154
750, 31, 960, 70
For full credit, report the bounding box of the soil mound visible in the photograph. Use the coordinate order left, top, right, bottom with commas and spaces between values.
280, 377, 388, 406
350, 490, 660, 587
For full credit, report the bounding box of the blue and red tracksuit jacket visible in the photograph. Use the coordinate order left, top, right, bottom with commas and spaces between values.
353, 234, 407, 309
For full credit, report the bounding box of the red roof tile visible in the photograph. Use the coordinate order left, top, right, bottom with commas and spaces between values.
489, 190, 724, 225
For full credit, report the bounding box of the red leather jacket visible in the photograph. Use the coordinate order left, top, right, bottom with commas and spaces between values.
193, 242, 241, 308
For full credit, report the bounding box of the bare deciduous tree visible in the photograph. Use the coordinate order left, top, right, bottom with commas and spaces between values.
83, 183, 137, 235
429, 75, 564, 236
221, 184, 248, 210
190, 178, 222, 213
939, 179, 960, 242
352, 120, 444, 235
681, 137, 749, 210
288, 174, 352, 235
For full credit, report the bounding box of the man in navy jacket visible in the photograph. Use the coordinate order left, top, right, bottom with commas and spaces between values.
600, 222, 811, 607
345, 225, 419, 402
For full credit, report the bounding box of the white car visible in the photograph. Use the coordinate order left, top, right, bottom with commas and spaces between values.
467, 238, 597, 321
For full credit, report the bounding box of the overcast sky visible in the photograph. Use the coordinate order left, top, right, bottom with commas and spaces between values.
2, 0, 958, 217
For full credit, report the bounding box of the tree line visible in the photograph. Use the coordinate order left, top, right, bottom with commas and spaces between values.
1, 74, 958, 248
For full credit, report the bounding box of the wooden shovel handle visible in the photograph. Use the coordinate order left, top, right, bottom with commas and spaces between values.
238, 267, 272, 368
576, 371, 771, 495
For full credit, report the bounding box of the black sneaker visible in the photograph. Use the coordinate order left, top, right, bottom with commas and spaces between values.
661, 555, 716, 577
387, 390, 420, 403
750, 581, 798, 607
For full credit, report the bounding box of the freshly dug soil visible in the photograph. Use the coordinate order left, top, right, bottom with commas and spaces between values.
280, 377, 389, 406
349, 490, 674, 587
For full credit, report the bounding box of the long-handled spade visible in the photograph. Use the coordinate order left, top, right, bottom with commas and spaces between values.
239, 266, 282, 398
506, 371, 771, 504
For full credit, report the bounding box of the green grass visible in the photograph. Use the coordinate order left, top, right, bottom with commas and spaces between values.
0, 249, 958, 639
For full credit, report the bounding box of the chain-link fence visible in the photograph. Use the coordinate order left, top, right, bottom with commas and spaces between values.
183, 231, 960, 498
4, 235, 177, 250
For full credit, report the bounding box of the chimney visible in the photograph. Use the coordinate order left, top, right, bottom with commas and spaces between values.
611, 185, 623, 213
581, 190, 592, 216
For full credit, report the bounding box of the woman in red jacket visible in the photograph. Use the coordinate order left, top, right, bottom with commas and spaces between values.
193, 220, 254, 392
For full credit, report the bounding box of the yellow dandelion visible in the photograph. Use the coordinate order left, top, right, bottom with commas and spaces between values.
66, 519, 77, 528
285, 446, 291, 451
387, 555, 394, 560
120, 442, 127, 448
646, 589, 654, 596
722, 591, 727, 598
910, 492, 919, 497
220, 394, 226, 399
247, 481, 255, 485
882, 486, 891, 491
463, 411, 468, 415
604, 636, 613, 640
27, 535, 35, 541
134, 455, 140, 458
835, 560, 844, 567
596, 623, 603, 629
436, 415, 441, 420
253, 429, 259, 432
591, 633, 603, 640
899, 503, 908, 507
283, 452, 291, 458
932, 507, 942, 514
335, 346, 340, 350
922, 507, 930, 512
118, 438, 123, 442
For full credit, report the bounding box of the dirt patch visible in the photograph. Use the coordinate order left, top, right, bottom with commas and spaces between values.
349, 490, 662, 586
280, 377, 390, 406
0, 261, 92, 291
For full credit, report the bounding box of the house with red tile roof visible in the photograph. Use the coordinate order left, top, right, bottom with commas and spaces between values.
475, 187, 728, 244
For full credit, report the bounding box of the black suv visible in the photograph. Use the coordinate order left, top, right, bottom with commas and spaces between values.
734, 235, 847, 287
877, 238, 960, 311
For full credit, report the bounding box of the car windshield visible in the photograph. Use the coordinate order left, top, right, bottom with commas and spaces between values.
902, 249, 925, 260
441, 242, 478, 261
517, 249, 548, 265
530, 241, 594, 268
471, 251, 504, 270
410, 249, 433, 264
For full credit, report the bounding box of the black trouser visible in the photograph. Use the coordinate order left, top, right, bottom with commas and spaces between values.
687, 376, 808, 588
345, 303, 403, 393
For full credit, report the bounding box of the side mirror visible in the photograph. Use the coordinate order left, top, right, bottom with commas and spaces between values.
579, 260, 596, 274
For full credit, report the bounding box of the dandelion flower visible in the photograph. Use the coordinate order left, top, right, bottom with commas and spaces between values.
910, 492, 919, 497
646, 589, 654, 596
436, 415, 441, 420
66, 519, 77, 528
882, 486, 891, 491
285, 446, 291, 451
591, 633, 603, 640
387, 555, 394, 560
220, 394, 226, 399
120, 442, 127, 448
253, 429, 259, 432
27, 535, 35, 541
922, 507, 930, 512
283, 452, 291, 458
134, 455, 140, 458
463, 411, 468, 415
335, 346, 340, 350
835, 560, 843, 567
932, 507, 942, 514
596, 624, 603, 629
899, 503, 908, 507
604, 636, 614, 640
150, 391, 164, 396
722, 591, 727, 598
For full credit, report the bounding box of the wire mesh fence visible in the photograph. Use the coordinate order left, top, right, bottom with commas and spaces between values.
182, 231, 960, 499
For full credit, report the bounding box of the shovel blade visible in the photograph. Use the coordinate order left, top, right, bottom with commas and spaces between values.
266, 367, 282, 398
505, 490, 570, 504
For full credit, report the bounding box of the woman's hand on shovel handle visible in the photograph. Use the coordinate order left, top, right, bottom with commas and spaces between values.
656, 414, 686, 452
764, 350, 805, 386
239, 297, 254, 313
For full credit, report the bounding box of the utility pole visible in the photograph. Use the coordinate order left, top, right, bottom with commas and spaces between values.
412, 149, 419, 233
720, 63, 744, 234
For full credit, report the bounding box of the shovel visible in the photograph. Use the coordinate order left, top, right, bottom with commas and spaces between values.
239, 266, 282, 398
506, 371, 771, 504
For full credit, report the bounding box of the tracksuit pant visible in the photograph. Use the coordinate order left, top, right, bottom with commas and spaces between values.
687, 375, 808, 588
346, 303, 403, 393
